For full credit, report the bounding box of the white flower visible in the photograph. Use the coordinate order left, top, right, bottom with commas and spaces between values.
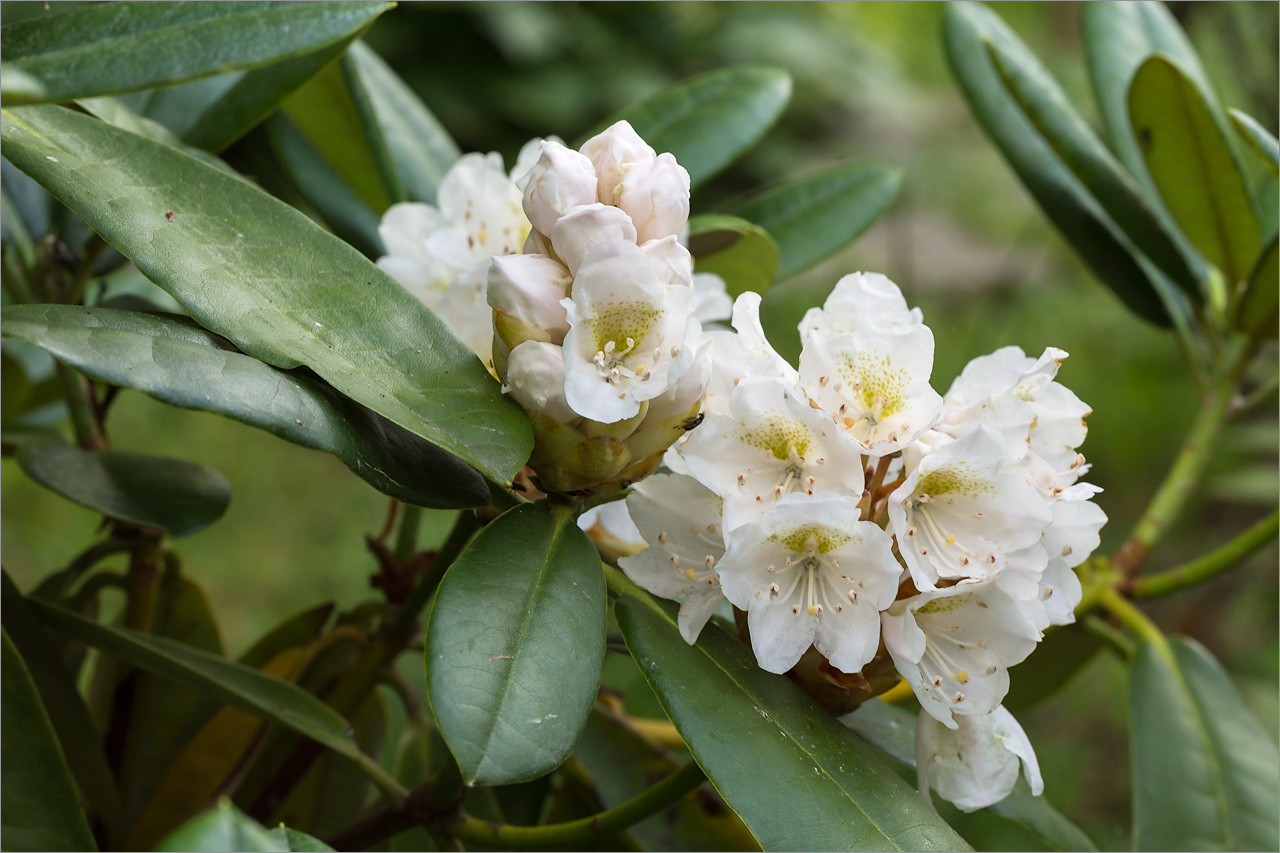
677, 376, 867, 533
798, 323, 942, 456
881, 579, 1041, 727
505, 340, 576, 424
550, 203, 638, 276
522, 140, 599, 237
377, 149, 533, 364
578, 499, 645, 560
580, 120, 658, 206
487, 254, 573, 340
717, 493, 900, 675
1034, 495, 1106, 626
916, 704, 1043, 812
888, 426, 1053, 592
617, 152, 691, 243
561, 240, 700, 423
640, 236, 695, 290
799, 272, 923, 342
618, 474, 727, 644
692, 272, 732, 324
706, 291, 798, 401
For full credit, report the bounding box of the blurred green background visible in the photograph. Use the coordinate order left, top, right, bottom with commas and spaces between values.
3, 3, 1276, 850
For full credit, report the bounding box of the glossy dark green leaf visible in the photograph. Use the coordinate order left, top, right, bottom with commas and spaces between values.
1130, 637, 1280, 851
1082, 1, 1216, 189
687, 214, 779, 298
17, 441, 230, 537
0, 2, 392, 106
425, 502, 607, 785
590, 67, 792, 188
1129, 55, 1261, 286
1002, 624, 1103, 714
1, 105, 533, 484
1229, 109, 1280, 179
943, 1, 1185, 327
156, 799, 297, 852
845, 699, 1097, 852
26, 597, 394, 791
1, 629, 98, 852
2, 305, 491, 508
612, 588, 970, 852
727, 163, 901, 281
239, 603, 334, 669
1238, 235, 1277, 339
576, 709, 761, 851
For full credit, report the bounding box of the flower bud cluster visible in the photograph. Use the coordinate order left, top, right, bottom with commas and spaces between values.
605, 272, 1106, 812
488, 121, 724, 496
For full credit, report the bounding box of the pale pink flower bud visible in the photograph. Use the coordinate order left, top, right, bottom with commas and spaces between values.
579, 120, 657, 206
506, 340, 577, 424
551, 203, 638, 277
521, 141, 599, 237
487, 255, 572, 338
617, 152, 690, 243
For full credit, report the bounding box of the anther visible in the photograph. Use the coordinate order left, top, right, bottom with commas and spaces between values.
953, 692, 966, 702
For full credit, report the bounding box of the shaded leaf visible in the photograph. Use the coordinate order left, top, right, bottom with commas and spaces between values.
156, 799, 296, 852
2, 305, 491, 508
942, 1, 1187, 327
727, 163, 901, 281
613, 588, 970, 852
238, 603, 335, 669
1, 629, 98, 852
425, 502, 606, 785
1229, 109, 1280, 179
0, 2, 392, 106
589, 67, 792, 188
1130, 637, 1280, 851
687, 213, 779, 298
1237, 235, 1277, 339
1001, 624, 1103, 714
1, 105, 532, 484
269, 824, 336, 852
17, 441, 230, 537
1129, 55, 1260, 286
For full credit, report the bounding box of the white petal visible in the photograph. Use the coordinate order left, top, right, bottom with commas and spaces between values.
522, 141, 599, 236
915, 705, 1041, 812
487, 254, 572, 335
550, 203, 637, 276
692, 272, 733, 324
505, 341, 575, 423
640, 236, 695, 289
579, 120, 657, 205
617, 152, 691, 243
799, 271, 922, 341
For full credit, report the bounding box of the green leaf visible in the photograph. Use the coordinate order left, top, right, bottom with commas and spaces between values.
1229, 109, 1280, 179
1, 629, 98, 852
2, 305, 491, 508
1129, 55, 1260, 286
727, 163, 902, 281
612, 589, 970, 852
1001, 624, 1103, 714
156, 799, 292, 852
0, 65, 46, 106
1, 105, 533, 484
1237, 235, 1278, 339
1082, 0, 1216, 190
238, 603, 334, 669
25, 596, 395, 793
590, 67, 792, 188
269, 824, 336, 852
576, 708, 761, 851
0, 2, 392, 106
425, 502, 606, 785
0, 572, 125, 842
17, 441, 230, 537
687, 214, 779, 298
1130, 637, 1280, 851
845, 700, 1097, 853
942, 1, 1186, 327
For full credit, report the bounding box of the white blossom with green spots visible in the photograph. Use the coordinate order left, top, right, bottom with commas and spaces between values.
717, 493, 900, 675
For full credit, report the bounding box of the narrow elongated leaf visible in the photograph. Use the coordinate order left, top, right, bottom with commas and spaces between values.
727, 163, 901, 281
943, 2, 1185, 327
17, 441, 230, 538
25, 597, 391, 789
0, 2, 392, 106
1229, 109, 1280, 178
157, 799, 331, 852
613, 589, 969, 852
1082, 1, 1216, 188
2, 305, 491, 508
1130, 637, 1280, 851
1238, 235, 1277, 339
1129, 56, 1261, 285
845, 700, 1097, 852
425, 502, 607, 785
1, 629, 98, 852
687, 214, 779, 298
589, 67, 792, 188
0, 572, 125, 842
1, 105, 532, 484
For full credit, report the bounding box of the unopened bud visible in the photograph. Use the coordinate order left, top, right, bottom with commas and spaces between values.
579, 120, 657, 206
522, 141, 599, 237
618, 152, 690, 243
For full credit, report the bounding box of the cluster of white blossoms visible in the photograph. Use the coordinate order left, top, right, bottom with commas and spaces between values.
606, 272, 1106, 812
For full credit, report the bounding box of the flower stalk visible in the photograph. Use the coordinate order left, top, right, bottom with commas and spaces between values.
1128, 510, 1279, 599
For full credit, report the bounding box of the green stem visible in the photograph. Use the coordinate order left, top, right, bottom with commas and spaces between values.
1112, 340, 1248, 575
1129, 510, 1279, 599
56, 362, 104, 450
1080, 613, 1136, 658
449, 760, 706, 850
393, 504, 423, 565
1097, 585, 1166, 652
